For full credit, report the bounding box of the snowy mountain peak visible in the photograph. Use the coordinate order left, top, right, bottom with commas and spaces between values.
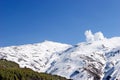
1, 31, 120, 80
0, 41, 71, 72
85, 30, 105, 43
41, 40, 60, 44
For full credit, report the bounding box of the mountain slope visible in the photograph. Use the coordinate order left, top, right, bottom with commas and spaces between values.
0, 59, 70, 80
0, 40, 71, 72
46, 31, 120, 80
0, 30, 120, 80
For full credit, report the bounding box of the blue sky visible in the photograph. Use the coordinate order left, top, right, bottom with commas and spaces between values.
0, 0, 120, 46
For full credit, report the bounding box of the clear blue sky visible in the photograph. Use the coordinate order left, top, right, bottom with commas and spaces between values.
0, 0, 120, 46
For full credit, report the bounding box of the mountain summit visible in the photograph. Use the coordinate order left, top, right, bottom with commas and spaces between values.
0, 30, 120, 80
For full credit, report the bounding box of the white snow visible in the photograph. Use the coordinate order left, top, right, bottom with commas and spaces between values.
0, 41, 71, 72
0, 30, 120, 80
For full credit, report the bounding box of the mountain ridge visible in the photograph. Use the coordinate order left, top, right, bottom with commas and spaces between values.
0, 30, 120, 80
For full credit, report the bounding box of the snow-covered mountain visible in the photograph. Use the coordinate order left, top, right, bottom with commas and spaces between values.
0, 40, 71, 72
0, 30, 120, 80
